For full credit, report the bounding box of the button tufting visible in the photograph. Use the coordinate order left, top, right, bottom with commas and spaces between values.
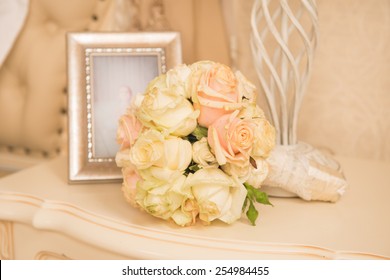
46, 21, 59, 33
60, 108, 67, 115
91, 14, 98, 21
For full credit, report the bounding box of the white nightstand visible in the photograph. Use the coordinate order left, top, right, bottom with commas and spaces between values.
0, 155, 389, 259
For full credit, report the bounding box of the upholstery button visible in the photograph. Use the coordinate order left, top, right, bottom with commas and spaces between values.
46, 21, 59, 33
60, 108, 67, 115
91, 14, 98, 21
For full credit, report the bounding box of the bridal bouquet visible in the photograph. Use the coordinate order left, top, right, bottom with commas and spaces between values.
115, 61, 275, 226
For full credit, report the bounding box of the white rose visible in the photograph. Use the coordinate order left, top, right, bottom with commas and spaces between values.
165, 64, 192, 99
221, 155, 251, 181
136, 75, 199, 136
235, 70, 257, 103
130, 130, 192, 172
238, 103, 265, 119
115, 149, 131, 168
245, 158, 269, 188
222, 156, 269, 188
251, 118, 276, 158
192, 138, 218, 168
129, 130, 164, 169
164, 137, 193, 171
171, 199, 199, 227
136, 168, 193, 226
186, 168, 247, 224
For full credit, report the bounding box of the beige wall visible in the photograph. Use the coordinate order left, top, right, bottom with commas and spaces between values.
223, 0, 390, 162
299, 0, 390, 162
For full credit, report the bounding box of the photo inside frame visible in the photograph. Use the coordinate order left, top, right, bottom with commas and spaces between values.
91, 54, 159, 159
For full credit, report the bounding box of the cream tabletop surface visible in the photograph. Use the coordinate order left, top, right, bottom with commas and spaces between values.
0, 155, 389, 259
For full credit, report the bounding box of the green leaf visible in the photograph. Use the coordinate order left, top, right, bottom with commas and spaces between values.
184, 161, 200, 175
189, 164, 200, 172
242, 197, 249, 211
192, 126, 208, 140
246, 185, 255, 201
253, 189, 273, 206
243, 182, 253, 190
242, 182, 273, 225
246, 200, 258, 226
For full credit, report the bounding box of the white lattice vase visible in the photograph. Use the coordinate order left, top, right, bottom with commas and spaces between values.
251, 0, 347, 201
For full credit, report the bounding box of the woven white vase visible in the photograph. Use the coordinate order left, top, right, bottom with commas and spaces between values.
251, 0, 347, 201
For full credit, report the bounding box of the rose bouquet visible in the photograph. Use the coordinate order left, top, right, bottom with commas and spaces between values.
115, 60, 276, 226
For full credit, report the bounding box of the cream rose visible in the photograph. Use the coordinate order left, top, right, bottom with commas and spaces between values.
116, 113, 143, 151
222, 157, 269, 188
163, 137, 193, 171
136, 168, 193, 226
115, 149, 132, 168
165, 64, 192, 99
136, 74, 198, 136
171, 198, 199, 226
129, 130, 164, 170
221, 155, 251, 180
235, 70, 257, 103
245, 158, 269, 188
190, 61, 242, 127
237, 103, 265, 120
130, 130, 192, 171
186, 168, 247, 224
192, 138, 218, 168
251, 118, 276, 158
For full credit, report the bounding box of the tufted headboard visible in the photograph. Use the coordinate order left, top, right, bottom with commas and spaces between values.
0, 0, 117, 173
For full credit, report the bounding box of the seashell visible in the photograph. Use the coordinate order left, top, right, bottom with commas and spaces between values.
262, 142, 347, 202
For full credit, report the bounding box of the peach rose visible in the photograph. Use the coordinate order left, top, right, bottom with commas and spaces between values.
116, 113, 143, 151
121, 167, 142, 207
190, 61, 242, 127
208, 110, 256, 166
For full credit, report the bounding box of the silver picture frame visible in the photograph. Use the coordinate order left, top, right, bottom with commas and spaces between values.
67, 32, 182, 183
